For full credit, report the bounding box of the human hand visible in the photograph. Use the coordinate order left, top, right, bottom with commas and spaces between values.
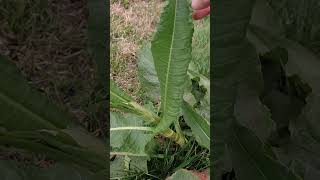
192, 0, 210, 20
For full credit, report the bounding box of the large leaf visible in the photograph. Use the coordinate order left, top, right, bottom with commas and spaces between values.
248, 21, 320, 180
229, 124, 302, 180
110, 80, 159, 124
110, 155, 148, 179
234, 82, 274, 140
137, 45, 210, 120
110, 112, 154, 157
137, 43, 161, 102
151, 0, 194, 132
0, 160, 103, 180
181, 101, 210, 150
0, 55, 70, 130
0, 130, 106, 172
110, 80, 133, 109
185, 69, 210, 120
267, 0, 320, 51
211, 0, 264, 178
212, 0, 301, 179
0, 55, 107, 157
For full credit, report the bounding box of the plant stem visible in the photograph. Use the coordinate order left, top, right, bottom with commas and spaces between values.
129, 102, 160, 123
128, 102, 186, 146
161, 129, 186, 146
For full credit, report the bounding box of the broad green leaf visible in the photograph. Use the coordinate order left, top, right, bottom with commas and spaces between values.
0, 160, 103, 180
249, 25, 320, 93
185, 69, 210, 120
0, 131, 106, 172
138, 20, 209, 102
250, 0, 285, 38
110, 80, 159, 123
279, 95, 320, 180
62, 125, 107, 156
137, 43, 161, 102
0, 55, 70, 130
110, 112, 154, 156
181, 101, 209, 150
110, 156, 148, 179
137, 44, 210, 120
234, 82, 274, 140
248, 23, 320, 141
110, 80, 133, 106
212, 0, 300, 179
267, 0, 320, 49
245, 5, 320, 178
211, 0, 266, 178
0, 55, 107, 159
151, 0, 194, 132
229, 124, 302, 180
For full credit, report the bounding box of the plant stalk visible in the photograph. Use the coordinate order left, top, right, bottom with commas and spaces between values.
129, 102, 186, 145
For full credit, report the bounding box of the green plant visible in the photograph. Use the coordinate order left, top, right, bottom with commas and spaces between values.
0, 0, 108, 178
0, 54, 107, 179
110, 0, 210, 179
212, 0, 320, 179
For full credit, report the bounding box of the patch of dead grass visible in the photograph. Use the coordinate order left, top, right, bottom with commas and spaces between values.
0, 0, 105, 133
110, 0, 164, 100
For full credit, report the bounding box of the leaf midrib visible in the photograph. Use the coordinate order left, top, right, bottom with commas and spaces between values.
0, 91, 57, 129
110, 90, 129, 103
110, 127, 154, 132
232, 131, 268, 180
198, 121, 210, 142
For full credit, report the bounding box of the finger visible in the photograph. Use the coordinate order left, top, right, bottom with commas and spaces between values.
192, 0, 210, 10
192, 6, 210, 20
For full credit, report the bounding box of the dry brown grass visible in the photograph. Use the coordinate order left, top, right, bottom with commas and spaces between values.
0, 0, 105, 133
110, 0, 164, 100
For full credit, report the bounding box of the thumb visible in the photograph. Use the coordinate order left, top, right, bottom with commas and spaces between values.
192, 6, 210, 20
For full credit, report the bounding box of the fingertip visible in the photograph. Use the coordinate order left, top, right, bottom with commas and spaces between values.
192, 0, 210, 10
192, 7, 210, 20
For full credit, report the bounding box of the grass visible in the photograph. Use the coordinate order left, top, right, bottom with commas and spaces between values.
113, 138, 210, 179
0, 0, 106, 133
110, 0, 163, 101
192, 17, 210, 77
0, 0, 106, 163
